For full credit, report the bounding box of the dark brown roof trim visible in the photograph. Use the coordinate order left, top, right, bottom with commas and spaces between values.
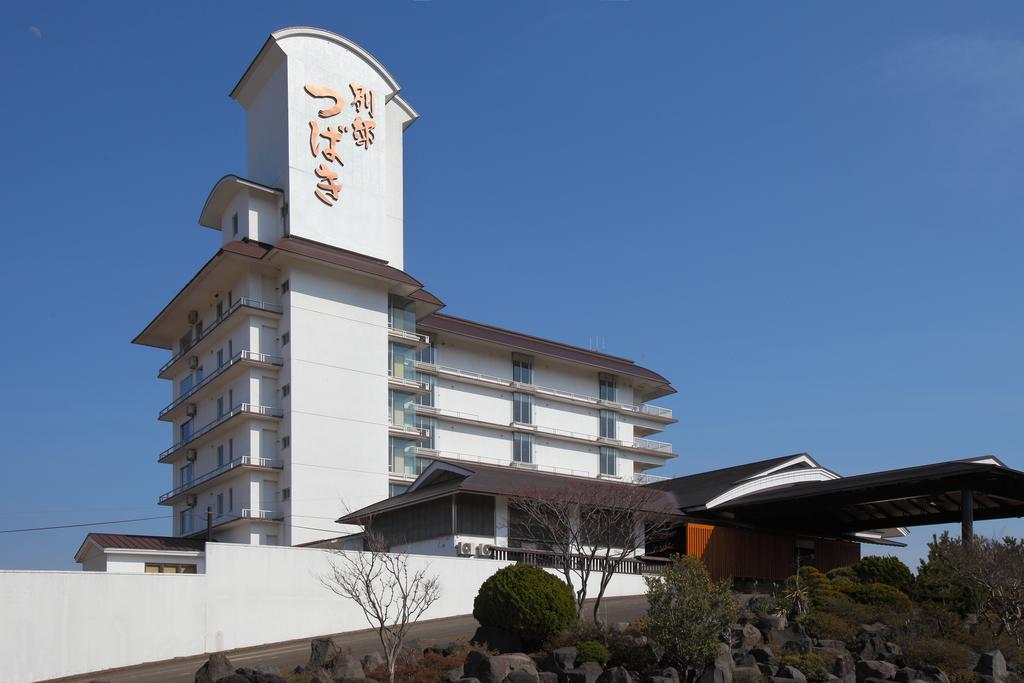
272, 236, 422, 288
419, 313, 674, 391
75, 533, 205, 562
409, 288, 445, 307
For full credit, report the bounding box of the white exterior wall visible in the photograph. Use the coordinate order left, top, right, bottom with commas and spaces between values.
3, 543, 647, 683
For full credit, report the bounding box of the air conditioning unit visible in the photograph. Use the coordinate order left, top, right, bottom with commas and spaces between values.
186, 404, 197, 417
185, 449, 197, 462
458, 542, 473, 556
188, 356, 199, 370
185, 494, 197, 507
187, 310, 199, 324
475, 544, 493, 558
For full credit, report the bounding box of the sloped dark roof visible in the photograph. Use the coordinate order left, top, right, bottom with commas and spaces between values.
75, 533, 205, 562
339, 459, 681, 524
645, 454, 814, 510
418, 314, 675, 400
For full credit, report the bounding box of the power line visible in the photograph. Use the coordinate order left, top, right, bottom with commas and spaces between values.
0, 515, 171, 534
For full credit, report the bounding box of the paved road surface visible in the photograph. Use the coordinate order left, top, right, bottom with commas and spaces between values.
50, 595, 647, 683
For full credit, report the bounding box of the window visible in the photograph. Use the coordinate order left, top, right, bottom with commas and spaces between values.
513, 392, 532, 424
232, 213, 238, 236
388, 294, 416, 333
389, 390, 416, 428
217, 493, 224, 516
145, 563, 197, 574
228, 438, 234, 458
180, 419, 193, 442
600, 447, 618, 476
416, 342, 435, 365
179, 375, 193, 398
195, 365, 204, 382
416, 416, 435, 449
282, 384, 290, 398
217, 349, 224, 367
282, 487, 290, 501
217, 445, 225, 467
513, 432, 533, 463
179, 330, 193, 354
216, 300, 223, 319
388, 483, 410, 497
389, 343, 417, 380
217, 397, 225, 418
264, 534, 279, 546
512, 355, 533, 384
179, 463, 194, 487
281, 332, 290, 346
180, 509, 193, 535
599, 375, 617, 402
228, 339, 233, 356
389, 437, 423, 475
228, 389, 233, 409
599, 410, 617, 440
281, 436, 290, 449
228, 487, 233, 511
281, 280, 289, 294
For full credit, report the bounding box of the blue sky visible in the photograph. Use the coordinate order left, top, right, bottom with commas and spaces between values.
1, 2, 1021, 570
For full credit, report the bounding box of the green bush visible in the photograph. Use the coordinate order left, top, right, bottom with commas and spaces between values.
473, 564, 575, 648
781, 653, 830, 682
576, 640, 610, 666
643, 555, 738, 672
904, 638, 976, 675
915, 532, 981, 615
805, 610, 856, 644
851, 556, 915, 595
799, 566, 839, 607
826, 566, 857, 582
844, 582, 912, 616
815, 596, 899, 635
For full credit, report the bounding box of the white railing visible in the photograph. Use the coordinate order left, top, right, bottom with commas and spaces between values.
159, 298, 283, 375
159, 351, 283, 418
414, 447, 593, 479
632, 471, 670, 485
240, 508, 280, 521
416, 363, 672, 420
158, 403, 284, 461
388, 421, 431, 439
158, 456, 281, 503
413, 404, 480, 422
387, 374, 430, 392
633, 437, 673, 454
388, 326, 430, 345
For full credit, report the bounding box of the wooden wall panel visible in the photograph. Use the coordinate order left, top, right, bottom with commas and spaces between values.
815, 538, 860, 573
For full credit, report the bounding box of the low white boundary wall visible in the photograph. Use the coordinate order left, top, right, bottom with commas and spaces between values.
0, 543, 648, 683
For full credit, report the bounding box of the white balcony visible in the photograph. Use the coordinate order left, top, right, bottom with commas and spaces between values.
158, 456, 282, 504
159, 351, 283, 421
387, 326, 430, 348
158, 403, 283, 463
387, 374, 431, 394
387, 421, 431, 441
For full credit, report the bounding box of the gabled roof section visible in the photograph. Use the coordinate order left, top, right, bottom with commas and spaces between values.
198, 175, 283, 230
271, 236, 424, 289
418, 313, 675, 400
74, 533, 205, 563
338, 458, 681, 524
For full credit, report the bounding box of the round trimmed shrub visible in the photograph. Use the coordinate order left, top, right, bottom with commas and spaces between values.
473, 564, 575, 648
576, 639, 610, 666
851, 556, 915, 595
845, 582, 912, 616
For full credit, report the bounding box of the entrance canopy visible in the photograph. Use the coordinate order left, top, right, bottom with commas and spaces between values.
711, 457, 1024, 540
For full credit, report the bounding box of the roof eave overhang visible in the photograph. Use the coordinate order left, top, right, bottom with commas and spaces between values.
198, 175, 284, 230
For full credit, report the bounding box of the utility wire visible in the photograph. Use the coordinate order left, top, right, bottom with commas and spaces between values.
0, 515, 171, 534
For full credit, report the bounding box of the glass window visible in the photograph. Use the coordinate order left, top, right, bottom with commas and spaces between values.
228, 438, 234, 458
180, 509, 193, 535
513, 432, 533, 463
599, 375, 617, 402
217, 445, 224, 467
389, 437, 418, 475
216, 493, 224, 516
599, 410, 617, 440
512, 356, 533, 384
389, 343, 417, 380
180, 419, 193, 442
217, 397, 225, 418
179, 330, 193, 354
600, 447, 618, 476
513, 392, 532, 424
416, 342, 435, 365
389, 390, 416, 428
388, 295, 417, 333
389, 483, 410, 498
228, 487, 233, 511
179, 375, 193, 398
416, 416, 436, 449
217, 349, 224, 367
180, 463, 193, 487
195, 365, 204, 382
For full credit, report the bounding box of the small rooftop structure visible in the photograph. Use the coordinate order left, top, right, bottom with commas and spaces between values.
75, 534, 206, 573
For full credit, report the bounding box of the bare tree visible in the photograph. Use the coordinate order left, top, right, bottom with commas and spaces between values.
936, 534, 1024, 646
506, 481, 677, 623
320, 532, 442, 683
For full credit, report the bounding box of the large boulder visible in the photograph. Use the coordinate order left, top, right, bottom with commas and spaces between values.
650, 668, 681, 683
540, 646, 577, 674
697, 649, 735, 683
597, 667, 634, 683
360, 651, 385, 673
776, 666, 808, 683
504, 671, 541, 683
856, 660, 898, 682
463, 651, 538, 683
566, 662, 606, 683
538, 674, 560, 683
741, 624, 764, 650
975, 651, 1008, 683
769, 624, 811, 655
733, 652, 758, 668
195, 652, 235, 683
331, 654, 364, 679
749, 647, 773, 664
833, 652, 856, 683
307, 638, 341, 671
214, 676, 250, 683
472, 625, 526, 654
233, 667, 287, 683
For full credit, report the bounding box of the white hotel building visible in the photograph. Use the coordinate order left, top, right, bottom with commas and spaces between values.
130, 27, 677, 550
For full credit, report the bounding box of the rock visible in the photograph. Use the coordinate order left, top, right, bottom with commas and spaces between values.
734, 652, 758, 668
233, 667, 287, 683
464, 651, 539, 683
538, 674, 560, 683
648, 668, 681, 683
541, 646, 577, 673
214, 676, 250, 683
331, 654, 364, 679
749, 648, 773, 664
646, 678, 674, 683
734, 667, 763, 683
975, 651, 1008, 683
307, 638, 341, 671
504, 672, 540, 683
697, 650, 735, 683
360, 651, 385, 672
759, 664, 777, 678
856, 661, 898, 682
472, 625, 525, 654
597, 667, 634, 683
306, 668, 332, 683
817, 640, 847, 651
776, 666, 808, 683
440, 668, 464, 683
833, 652, 856, 683
196, 653, 235, 683
661, 667, 681, 683
859, 623, 890, 637
742, 624, 765, 650
566, 662, 606, 683
762, 615, 788, 632
919, 667, 950, 683
461, 679, 483, 683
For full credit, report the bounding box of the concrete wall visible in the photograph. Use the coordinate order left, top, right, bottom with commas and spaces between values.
0, 542, 647, 683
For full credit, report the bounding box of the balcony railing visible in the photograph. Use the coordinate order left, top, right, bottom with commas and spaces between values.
632, 471, 670, 485
414, 447, 592, 479
159, 298, 283, 376
158, 456, 282, 503
632, 437, 673, 454
387, 374, 431, 392
158, 403, 283, 462
489, 547, 666, 575
388, 421, 431, 439
159, 351, 284, 419
388, 326, 430, 346
240, 508, 281, 521
415, 362, 672, 421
